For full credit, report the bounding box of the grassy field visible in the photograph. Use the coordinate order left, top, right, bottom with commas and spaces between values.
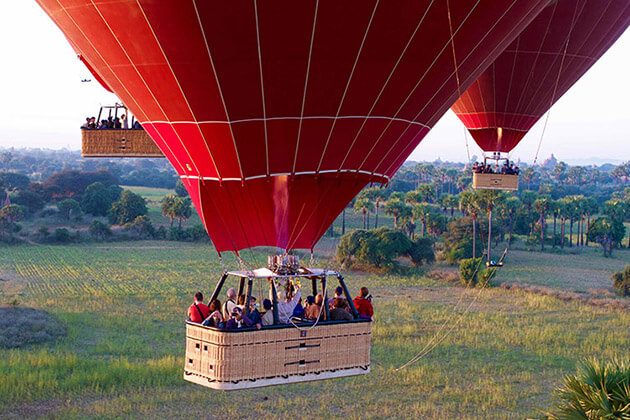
0, 241, 628, 418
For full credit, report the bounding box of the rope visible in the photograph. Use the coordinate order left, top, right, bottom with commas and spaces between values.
395, 243, 512, 371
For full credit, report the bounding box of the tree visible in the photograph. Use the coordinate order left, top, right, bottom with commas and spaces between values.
587, 216, 625, 257
175, 179, 189, 197
161, 194, 193, 228
0, 172, 30, 191
56, 199, 82, 221
110, 190, 148, 225
611, 265, 630, 296
174, 197, 192, 228
0, 204, 25, 242
9, 190, 45, 215
474, 190, 504, 263
459, 190, 480, 259
384, 198, 411, 229
496, 196, 520, 244
534, 196, 551, 251
521, 167, 535, 190
43, 170, 118, 199
362, 187, 387, 228
353, 197, 373, 230
553, 161, 568, 184
89, 220, 112, 241
124, 215, 156, 239
336, 227, 434, 270
520, 191, 539, 235
81, 182, 122, 217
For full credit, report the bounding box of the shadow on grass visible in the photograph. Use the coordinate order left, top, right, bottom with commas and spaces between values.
0, 306, 67, 348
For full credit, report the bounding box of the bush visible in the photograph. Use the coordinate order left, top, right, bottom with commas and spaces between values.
546, 358, 630, 419
407, 237, 435, 266
337, 228, 434, 270
612, 265, 630, 297
52, 228, 71, 243
124, 215, 155, 239
459, 258, 487, 288
444, 216, 474, 264
89, 220, 112, 241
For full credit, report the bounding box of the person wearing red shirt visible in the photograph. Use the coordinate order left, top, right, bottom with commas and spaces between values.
188, 292, 210, 323
353, 287, 374, 320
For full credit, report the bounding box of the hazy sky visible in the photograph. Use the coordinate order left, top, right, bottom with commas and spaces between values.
1, 2, 628, 165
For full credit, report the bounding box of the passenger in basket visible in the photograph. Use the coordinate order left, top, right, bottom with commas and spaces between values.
222, 288, 237, 319
225, 306, 260, 330
353, 287, 374, 320
188, 291, 210, 323
202, 299, 224, 327
236, 294, 246, 310
261, 298, 274, 326
330, 298, 353, 321
274, 281, 301, 323
247, 296, 262, 325
330, 286, 351, 312
303, 295, 319, 320
291, 297, 305, 319
314, 293, 327, 320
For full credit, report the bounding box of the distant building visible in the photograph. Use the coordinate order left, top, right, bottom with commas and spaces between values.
542, 154, 558, 169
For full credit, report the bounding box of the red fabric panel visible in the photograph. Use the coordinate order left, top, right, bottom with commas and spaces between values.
453, 0, 630, 152
37, 0, 551, 251
198, 174, 370, 252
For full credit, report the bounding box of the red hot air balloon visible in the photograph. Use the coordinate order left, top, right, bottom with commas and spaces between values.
452, 0, 630, 154
37, 0, 549, 253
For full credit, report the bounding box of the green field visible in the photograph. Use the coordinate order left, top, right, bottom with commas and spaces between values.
0, 241, 628, 418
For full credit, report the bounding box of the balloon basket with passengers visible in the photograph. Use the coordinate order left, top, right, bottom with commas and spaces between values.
184, 255, 372, 390
471, 152, 519, 192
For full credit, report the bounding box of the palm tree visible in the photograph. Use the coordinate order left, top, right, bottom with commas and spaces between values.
534, 196, 551, 251
521, 167, 535, 190
384, 198, 411, 229
497, 195, 520, 245
551, 199, 560, 247
520, 190, 539, 236
362, 187, 387, 229
353, 197, 373, 230
459, 190, 480, 259
412, 203, 432, 238
583, 197, 599, 247
475, 190, 503, 264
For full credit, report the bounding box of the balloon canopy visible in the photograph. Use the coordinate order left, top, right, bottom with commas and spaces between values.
37, 0, 549, 252
452, 0, 630, 153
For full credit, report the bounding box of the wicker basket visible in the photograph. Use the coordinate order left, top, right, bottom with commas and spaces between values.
81, 129, 164, 158
184, 320, 371, 390
472, 173, 518, 191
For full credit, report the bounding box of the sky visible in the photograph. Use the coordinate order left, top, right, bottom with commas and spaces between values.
0, 2, 628, 165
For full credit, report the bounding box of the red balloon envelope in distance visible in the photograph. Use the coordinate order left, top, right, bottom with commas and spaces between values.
452, 0, 630, 153
37, 0, 549, 253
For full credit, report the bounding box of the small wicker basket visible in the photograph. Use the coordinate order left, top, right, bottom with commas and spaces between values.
81, 129, 164, 158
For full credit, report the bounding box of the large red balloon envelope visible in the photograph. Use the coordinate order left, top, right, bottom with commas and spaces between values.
37, 0, 548, 252
452, 0, 630, 153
